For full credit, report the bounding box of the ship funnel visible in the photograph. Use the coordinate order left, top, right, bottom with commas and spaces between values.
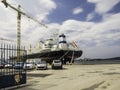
59, 33, 67, 43
58, 33, 68, 50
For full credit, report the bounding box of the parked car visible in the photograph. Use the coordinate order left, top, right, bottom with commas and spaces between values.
0, 64, 4, 69
0, 59, 5, 69
4, 63, 13, 69
23, 62, 35, 70
52, 60, 63, 69
36, 61, 47, 70
13, 62, 24, 69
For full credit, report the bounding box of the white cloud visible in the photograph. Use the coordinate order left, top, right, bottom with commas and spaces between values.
59, 12, 120, 45
0, 0, 57, 46
60, 20, 95, 42
58, 13, 120, 58
61, 20, 94, 31
73, 7, 83, 15
89, 13, 120, 35
86, 13, 95, 21
81, 45, 120, 59
12, 0, 57, 22
88, 0, 120, 14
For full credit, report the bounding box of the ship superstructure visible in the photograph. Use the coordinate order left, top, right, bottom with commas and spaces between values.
27, 33, 82, 64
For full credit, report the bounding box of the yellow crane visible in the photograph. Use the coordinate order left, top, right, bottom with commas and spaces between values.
1, 0, 47, 60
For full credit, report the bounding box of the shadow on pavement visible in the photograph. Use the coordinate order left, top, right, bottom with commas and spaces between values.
27, 73, 52, 78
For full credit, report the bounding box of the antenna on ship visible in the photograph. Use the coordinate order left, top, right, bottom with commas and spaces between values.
53, 29, 59, 45
1, 0, 48, 61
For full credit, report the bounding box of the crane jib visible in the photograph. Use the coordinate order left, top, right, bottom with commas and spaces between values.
1, 0, 47, 28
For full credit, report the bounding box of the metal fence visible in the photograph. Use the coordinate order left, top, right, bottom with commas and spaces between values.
0, 43, 27, 89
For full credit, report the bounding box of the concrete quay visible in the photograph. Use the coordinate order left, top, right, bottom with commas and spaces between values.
12, 64, 120, 90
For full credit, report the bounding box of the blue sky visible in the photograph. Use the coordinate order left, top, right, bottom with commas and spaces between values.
0, 0, 120, 59
48, 0, 96, 23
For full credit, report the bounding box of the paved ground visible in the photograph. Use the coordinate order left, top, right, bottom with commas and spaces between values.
9, 64, 120, 90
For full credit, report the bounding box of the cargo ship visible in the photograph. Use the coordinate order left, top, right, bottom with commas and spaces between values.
27, 33, 82, 64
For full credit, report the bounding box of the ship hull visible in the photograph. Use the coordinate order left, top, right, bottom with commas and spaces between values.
27, 50, 83, 64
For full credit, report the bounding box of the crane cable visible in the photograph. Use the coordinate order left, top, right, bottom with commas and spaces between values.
58, 50, 69, 60
70, 51, 74, 64
0, 37, 16, 42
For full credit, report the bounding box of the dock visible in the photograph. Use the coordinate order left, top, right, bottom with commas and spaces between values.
9, 64, 120, 90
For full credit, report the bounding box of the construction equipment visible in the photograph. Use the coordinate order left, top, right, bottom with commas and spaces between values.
1, 0, 47, 28
1, 0, 47, 60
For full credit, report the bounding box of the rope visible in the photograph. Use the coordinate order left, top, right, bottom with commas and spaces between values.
59, 50, 69, 60
70, 51, 74, 64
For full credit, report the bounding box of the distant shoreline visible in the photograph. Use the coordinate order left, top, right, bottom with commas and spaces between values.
74, 59, 120, 65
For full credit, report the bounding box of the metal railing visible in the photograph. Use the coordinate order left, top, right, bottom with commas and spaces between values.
0, 43, 27, 89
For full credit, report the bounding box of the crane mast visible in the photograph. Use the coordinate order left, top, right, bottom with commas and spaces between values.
17, 5, 21, 60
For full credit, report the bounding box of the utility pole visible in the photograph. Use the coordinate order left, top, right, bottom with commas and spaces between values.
17, 5, 21, 61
